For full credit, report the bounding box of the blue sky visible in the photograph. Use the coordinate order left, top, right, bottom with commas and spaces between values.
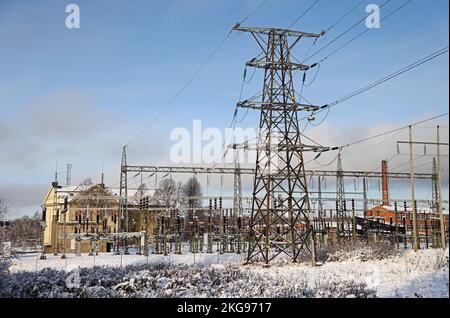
0, 0, 448, 217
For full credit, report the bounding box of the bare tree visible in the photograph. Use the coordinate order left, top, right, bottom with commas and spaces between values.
182, 177, 202, 208
182, 177, 203, 221
79, 178, 93, 189
7, 214, 41, 247
0, 197, 9, 256
136, 183, 148, 198
0, 197, 9, 220
153, 178, 183, 208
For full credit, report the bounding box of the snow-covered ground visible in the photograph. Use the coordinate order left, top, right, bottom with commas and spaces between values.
9, 250, 244, 273
246, 248, 449, 298
2, 246, 448, 298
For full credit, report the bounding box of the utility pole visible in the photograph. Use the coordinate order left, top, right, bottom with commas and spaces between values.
61, 197, 68, 259
207, 199, 213, 253
351, 199, 356, 242
39, 206, 47, 259
403, 201, 408, 249
363, 178, 368, 218
52, 170, 60, 256
394, 201, 399, 249
234, 26, 327, 265
397, 131, 449, 250
432, 157, 439, 246
436, 125, 446, 249
408, 126, 419, 252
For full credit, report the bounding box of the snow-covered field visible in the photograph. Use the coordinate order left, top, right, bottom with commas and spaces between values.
9, 250, 244, 273
1, 246, 448, 298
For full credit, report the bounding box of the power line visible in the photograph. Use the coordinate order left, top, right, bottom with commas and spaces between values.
234, 107, 448, 153
315, 0, 413, 64
341, 113, 449, 150
387, 154, 424, 172
414, 125, 449, 129
125, 32, 232, 147
220, 0, 323, 162
287, 0, 321, 29
218, 65, 248, 163
306, 46, 449, 120
295, 0, 411, 129
66, 2, 271, 180
287, 0, 322, 63
240, 0, 269, 25
304, 0, 393, 63
324, 0, 366, 33
391, 156, 434, 172
308, 103, 330, 127
331, 46, 448, 106
309, 153, 339, 169
293, 0, 366, 66
124, 0, 269, 147
342, 130, 405, 156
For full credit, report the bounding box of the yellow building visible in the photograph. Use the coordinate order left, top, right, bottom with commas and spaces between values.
42, 182, 158, 254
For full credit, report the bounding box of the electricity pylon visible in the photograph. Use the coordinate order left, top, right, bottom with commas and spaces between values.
336, 150, 346, 236
233, 150, 243, 226
119, 146, 128, 233
234, 26, 327, 265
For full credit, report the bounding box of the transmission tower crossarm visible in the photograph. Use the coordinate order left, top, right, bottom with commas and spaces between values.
397, 141, 449, 146
246, 59, 311, 70
125, 165, 254, 175
233, 26, 322, 38
228, 142, 333, 152
123, 165, 434, 179
237, 101, 320, 111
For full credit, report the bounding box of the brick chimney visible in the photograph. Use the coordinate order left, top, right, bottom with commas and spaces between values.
381, 160, 389, 206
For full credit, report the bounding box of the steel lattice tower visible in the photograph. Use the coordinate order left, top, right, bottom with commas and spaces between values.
336, 150, 346, 235
317, 176, 324, 220
233, 151, 243, 224
234, 26, 326, 265
119, 146, 128, 233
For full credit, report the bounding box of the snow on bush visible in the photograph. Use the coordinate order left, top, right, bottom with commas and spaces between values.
432, 249, 449, 270
316, 241, 398, 263
0, 257, 11, 280
0, 262, 376, 298
2, 247, 447, 298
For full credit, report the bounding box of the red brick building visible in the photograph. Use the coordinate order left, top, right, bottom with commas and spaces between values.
365, 159, 449, 245
366, 205, 449, 241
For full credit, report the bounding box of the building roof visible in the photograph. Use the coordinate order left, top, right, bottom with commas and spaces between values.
53, 184, 155, 204
370, 204, 448, 215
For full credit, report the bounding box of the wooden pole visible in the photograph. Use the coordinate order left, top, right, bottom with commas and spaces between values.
437, 125, 446, 249
352, 199, 356, 242
395, 201, 399, 249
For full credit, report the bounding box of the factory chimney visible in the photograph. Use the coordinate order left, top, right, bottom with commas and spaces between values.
381, 160, 389, 206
